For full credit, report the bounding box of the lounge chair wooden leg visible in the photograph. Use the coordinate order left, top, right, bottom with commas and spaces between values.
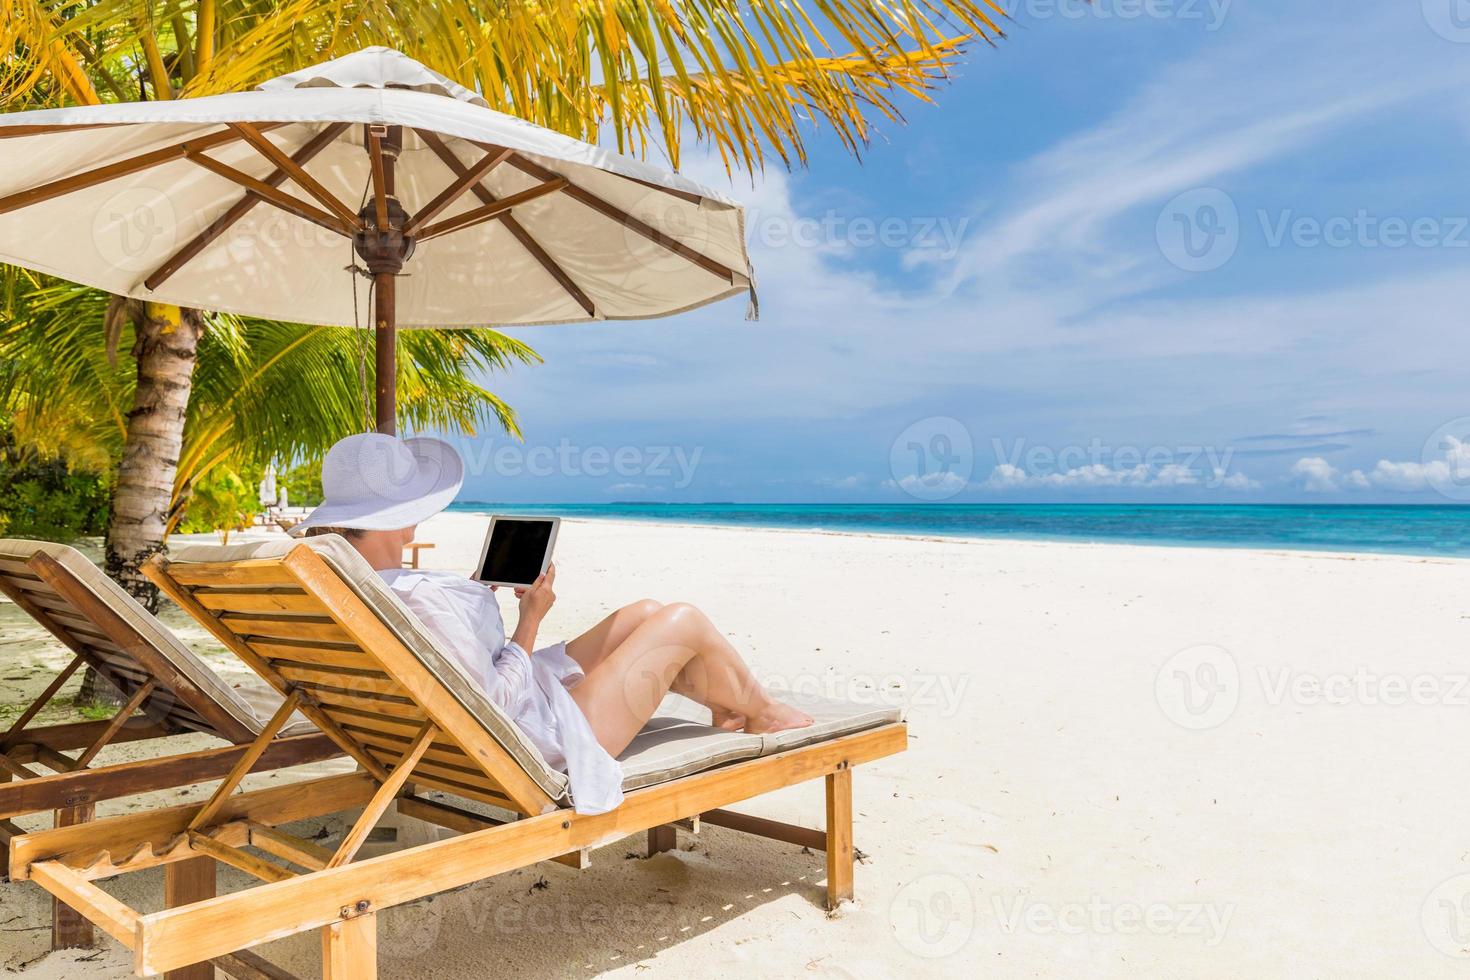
647, 825, 677, 856
51, 804, 95, 948
322, 913, 376, 980
825, 768, 854, 910
164, 857, 216, 980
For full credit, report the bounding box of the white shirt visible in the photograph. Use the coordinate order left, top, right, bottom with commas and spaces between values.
378, 568, 624, 814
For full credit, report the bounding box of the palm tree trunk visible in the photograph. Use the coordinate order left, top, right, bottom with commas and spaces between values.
105, 301, 203, 606
81, 302, 203, 705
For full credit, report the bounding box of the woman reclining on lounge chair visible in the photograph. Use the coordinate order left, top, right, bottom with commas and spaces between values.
292, 434, 812, 814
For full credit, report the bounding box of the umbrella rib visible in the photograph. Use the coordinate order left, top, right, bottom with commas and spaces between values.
144, 122, 351, 292
402, 144, 514, 237
0, 123, 127, 140
415, 129, 597, 318
497, 151, 737, 285
0, 123, 284, 218
367, 129, 390, 232
619, 174, 705, 206
184, 151, 352, 237
415, 179, 568, 242
228, 122, 363, 230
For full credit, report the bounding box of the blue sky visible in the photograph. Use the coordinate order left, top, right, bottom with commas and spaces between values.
434, 3, 1470, 505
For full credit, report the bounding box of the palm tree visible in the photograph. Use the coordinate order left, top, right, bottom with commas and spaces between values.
1, 0, 1006, 605
0, 271, 537, 510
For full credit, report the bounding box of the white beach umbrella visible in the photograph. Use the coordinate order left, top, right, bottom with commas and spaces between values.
257, 465, 278, 507
0, 47, 753, 433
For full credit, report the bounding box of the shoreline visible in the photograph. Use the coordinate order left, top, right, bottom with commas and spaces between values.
445, 509, 1470, 565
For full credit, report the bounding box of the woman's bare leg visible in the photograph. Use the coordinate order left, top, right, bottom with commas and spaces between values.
570, 603, 812, 756
566, 600, 745, 730
564, 600, 662, 674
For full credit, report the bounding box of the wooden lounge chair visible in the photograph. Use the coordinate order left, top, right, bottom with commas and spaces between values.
402, 539, 434, 568
6, 536, 907, 979
0, 540, 338, 946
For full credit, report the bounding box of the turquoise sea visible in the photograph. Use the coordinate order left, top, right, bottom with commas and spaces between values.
447, 503, 1470, 559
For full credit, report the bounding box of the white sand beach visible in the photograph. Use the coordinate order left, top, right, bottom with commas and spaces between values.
3, 513, 1470, 978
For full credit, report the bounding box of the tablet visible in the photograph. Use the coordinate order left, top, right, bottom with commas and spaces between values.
474, 516, 560, 588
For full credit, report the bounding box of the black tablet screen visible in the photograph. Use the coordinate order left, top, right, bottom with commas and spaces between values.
478, 519, 554, 585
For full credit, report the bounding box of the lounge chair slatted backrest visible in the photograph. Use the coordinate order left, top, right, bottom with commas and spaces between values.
151, 535, 568, 815
0, 541, 284, 744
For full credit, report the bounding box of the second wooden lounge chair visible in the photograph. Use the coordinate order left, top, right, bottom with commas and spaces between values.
0, 540, 338, 945
7, 535, 907, 979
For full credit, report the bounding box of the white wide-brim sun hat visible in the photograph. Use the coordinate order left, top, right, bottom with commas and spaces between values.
290, 434, 463, 537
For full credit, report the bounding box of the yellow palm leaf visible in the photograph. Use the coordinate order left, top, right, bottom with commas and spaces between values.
2, 0, 1007, 169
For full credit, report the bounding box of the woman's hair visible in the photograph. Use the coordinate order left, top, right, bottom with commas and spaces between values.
304, 525, 365, 540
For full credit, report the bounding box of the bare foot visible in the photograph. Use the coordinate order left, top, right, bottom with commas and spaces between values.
710, 707, 747, 731
743, 702, 814, 735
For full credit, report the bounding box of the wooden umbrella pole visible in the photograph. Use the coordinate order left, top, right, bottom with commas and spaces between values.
373, 271, 397, 434
355, 125, 412, 435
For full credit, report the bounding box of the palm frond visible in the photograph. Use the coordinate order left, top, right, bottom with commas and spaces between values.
2, 0, 1008, 168
0, 268, 540, 518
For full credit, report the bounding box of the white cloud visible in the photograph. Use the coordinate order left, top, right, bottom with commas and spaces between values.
896, 471, 968, 494
1361, 459, 1435, 492
1153, 464, 1200, 487
985, 462, 1258, 491
1214, 469, 1262, 491
1290, 437, 1470, 494
1289, 457, 1342, 493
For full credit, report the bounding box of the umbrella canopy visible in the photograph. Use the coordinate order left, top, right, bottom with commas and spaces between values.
258, 466, 278, 507
0, 47, 753, 432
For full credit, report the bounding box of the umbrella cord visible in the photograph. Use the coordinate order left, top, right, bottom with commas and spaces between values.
347, 177, 373, 433
345, 267, 374, 434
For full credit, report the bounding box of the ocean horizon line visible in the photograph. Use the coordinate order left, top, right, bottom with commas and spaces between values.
444, 501, 1470, 559
455, 500, 1470, 509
